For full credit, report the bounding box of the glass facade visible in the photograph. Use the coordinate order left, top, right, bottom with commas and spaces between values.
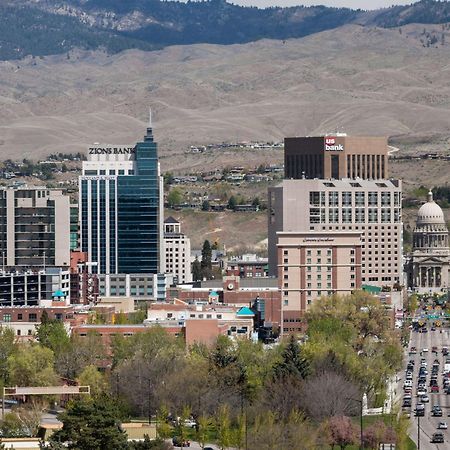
117, 127, 159, 274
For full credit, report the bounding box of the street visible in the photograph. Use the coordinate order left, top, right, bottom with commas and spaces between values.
406, 324, 450, 450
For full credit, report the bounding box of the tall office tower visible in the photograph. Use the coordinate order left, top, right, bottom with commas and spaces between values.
284, 135, 388, 180
0, 186, 70, 268
269, 179, 403, 285
80, 116, 163, 274
163, 217, 192, 284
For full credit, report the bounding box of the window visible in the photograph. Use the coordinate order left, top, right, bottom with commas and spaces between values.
329, 208, 339, 223
355, 192, 365, 205
29, 313, 37, 322
368, 208, 378, 223
28, 330, 32, 336
381, 208, 391, 223
328, 192, 339, 206
342, 192, 352, 206
368, 192, 378, 206
17, 330, 21, 336
381, 192, 391, 206
17, 314, 23, 321
355, 208, 365, 223
342, 208, 352, 223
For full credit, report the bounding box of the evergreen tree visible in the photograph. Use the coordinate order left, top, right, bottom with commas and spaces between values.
201, 240, 213, 279
50, 397, 128, 450
227, 195, 237, 210
192, 257, 202, 282
273, 335, 310, 380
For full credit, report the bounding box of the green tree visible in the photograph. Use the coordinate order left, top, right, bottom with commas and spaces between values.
167, 188, 183, 207
50, 397, 128, 450
201, 200, 210, 211
7, 345, 58, 386
192, 257, 202, 282
201, 240, 212, 279
36, 318, 70, 357
227, 195, 237, 210
273, 335, 309, 380
216, 404, 232, 450
77, 365, 109, 397
0, 327, 17, 384
196, 415, 211, 449
156, 405, 172, 440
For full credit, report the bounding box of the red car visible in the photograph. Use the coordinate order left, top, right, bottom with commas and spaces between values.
431, 385, 440, 393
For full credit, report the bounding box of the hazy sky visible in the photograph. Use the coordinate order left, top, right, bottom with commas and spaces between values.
230, 1, 418, 9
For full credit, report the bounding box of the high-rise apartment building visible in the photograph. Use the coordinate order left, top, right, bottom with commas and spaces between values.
79, 119, 163, 274
268, 178, 403, 286
0, 186, 70, 268
284, 135, 388, 180
163, 217, 192, 284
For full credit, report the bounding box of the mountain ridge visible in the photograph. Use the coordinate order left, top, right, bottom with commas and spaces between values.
3, 0, 450, 60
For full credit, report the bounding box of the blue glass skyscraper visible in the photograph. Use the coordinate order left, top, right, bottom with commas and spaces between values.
79, 117, 162, 274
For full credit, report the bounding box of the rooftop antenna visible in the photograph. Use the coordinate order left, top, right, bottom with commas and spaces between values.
149, 107, 152, 128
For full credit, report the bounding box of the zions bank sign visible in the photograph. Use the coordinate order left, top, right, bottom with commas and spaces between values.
324, 137, 344, 151
88, 147, 135, 155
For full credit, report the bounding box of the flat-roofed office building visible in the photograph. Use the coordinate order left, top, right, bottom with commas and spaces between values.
268, 178, 403, 287
79, 119, 164, 274
284, 135, 388, 180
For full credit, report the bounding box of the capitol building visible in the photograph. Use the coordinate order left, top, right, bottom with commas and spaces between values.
407, 190, 450, 293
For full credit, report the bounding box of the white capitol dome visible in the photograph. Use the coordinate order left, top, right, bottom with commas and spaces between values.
416, 190, 446, 226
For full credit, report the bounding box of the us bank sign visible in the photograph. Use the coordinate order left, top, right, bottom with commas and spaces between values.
324, 137, 344, 151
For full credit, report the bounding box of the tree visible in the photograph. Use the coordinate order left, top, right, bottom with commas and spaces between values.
77, 365, 109, 397
227, 195, 237, 210
167, 188, 183, 207
327, 416, 358, 450
301, 371, 361, 421
216, 405, 232, 450
201, 200, 210, 211
272, 335, 309, 380
7, 345, 58, 387
50, 397, 129, 450
192, 257, 202, 282
201, 240, 212, 279
196, 415, 211, 449
0, 327, 17, 383
129, 436, 172, 449
36, 318, 70, 357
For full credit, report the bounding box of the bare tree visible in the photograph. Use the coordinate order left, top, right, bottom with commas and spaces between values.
301, 371, 361, 421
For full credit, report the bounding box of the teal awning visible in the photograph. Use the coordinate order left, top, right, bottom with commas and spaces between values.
237, 307, 255, 317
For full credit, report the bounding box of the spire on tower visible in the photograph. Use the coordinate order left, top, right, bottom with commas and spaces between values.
149, 107, 152, 128
428, 189, 433, 202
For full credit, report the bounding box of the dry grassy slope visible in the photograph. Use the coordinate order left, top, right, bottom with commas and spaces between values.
2, 23, 450, 171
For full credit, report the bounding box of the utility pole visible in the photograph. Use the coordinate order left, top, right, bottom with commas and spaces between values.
417, 415, 420, 450
360, 399, 363, 450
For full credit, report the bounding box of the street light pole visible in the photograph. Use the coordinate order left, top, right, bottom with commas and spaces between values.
417, 415, 420, 450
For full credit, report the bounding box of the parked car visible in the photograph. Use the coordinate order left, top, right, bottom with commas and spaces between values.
431, 385, 440, 393
431, 432, 444, 443
421, 394, 430, 403
438, 422, 448, 430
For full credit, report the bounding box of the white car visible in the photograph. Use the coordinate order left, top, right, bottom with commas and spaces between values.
417, 388, 427, 396
423, 348, 429, 352
404, 380, 412, 388
421, 394, 430, 403
438, 422, 448, 430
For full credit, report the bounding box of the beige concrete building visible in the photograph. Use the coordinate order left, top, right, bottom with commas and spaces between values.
163, 217, 192, 284
268, 179, 403, 287
277, 231, 362, 333
408, 190, 450, 293
0, 186, 70, 268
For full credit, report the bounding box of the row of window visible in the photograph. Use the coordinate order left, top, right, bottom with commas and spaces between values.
310, 191, 400, 207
